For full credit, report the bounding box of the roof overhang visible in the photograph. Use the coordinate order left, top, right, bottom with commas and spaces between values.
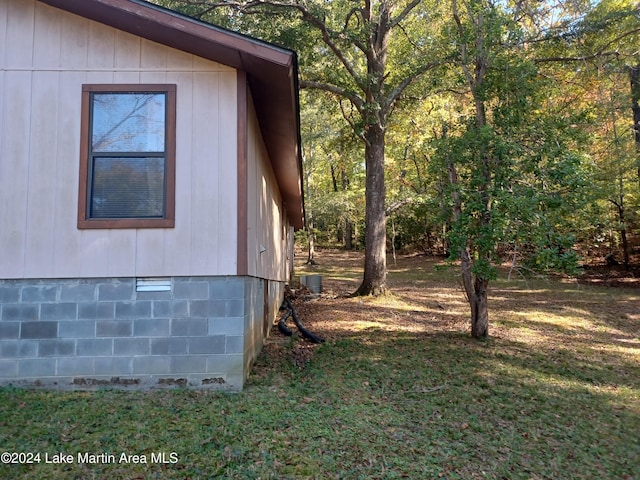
37, 0, 305, 229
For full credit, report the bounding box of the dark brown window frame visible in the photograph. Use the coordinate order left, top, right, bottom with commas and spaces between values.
78, 84, 176, 229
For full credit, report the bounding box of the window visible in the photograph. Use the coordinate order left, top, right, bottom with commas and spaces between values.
78, 84, 176, 229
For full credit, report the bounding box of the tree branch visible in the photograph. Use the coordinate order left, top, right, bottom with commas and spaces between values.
385, 197, 414, 216
534, 27, 640, 63
452, 0, 475, 89
242, 0, 367, 91
338, 99, 367, 144
533, 24, 640, 63
382, 59, 448, 116
299, 80, 364, 111
389, 0, 422, 29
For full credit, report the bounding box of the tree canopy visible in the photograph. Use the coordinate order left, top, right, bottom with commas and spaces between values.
153, 0, 640, 336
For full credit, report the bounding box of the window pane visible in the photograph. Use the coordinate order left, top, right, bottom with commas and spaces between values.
90, 157, 165, 218
91, 93, 166, 152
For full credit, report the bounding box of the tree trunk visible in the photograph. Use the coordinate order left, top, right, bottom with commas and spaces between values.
304, 158, 317, 266
621, 227, 630, 271
630, 65, 640, 186
355, 124, 388, 296
330, 163, 339, 193
614, 199, 630, 271
471, 277, 489, 338
306, 208, 317, 265
345, 221, 354, 250
341, 166, 354, 249
459, 246, 488, 338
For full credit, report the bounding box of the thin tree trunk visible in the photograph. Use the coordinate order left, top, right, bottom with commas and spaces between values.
331, 163, 344, 245
391, 217, 397, 266
613, 198, 630, 271
630, 65, 640, 186
304, 154, 317, 266
330, 163, 339, 193
471, 277, 489, 338
621, 226, 630, 271
451, 0, 491, 338
345, 221, 354, 250
341, 166, 354, 249
611, 105, 630, 271
450, 159, 487, 337
459, 243, 489, 338
306, 206, 317, 265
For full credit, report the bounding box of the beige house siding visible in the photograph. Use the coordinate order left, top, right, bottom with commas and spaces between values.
0, 0, 302, 391
246, 93, 289, 283
0, 0, 239, 279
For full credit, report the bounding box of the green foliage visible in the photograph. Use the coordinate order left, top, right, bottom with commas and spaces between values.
150, 0, 640, 268
300, 90, 365, 248
428, 1, 607, 283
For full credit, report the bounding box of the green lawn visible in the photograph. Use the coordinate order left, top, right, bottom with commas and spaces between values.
1, 251, 639, 479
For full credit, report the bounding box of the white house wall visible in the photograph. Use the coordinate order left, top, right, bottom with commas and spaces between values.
0, 0, 238, 279
246, 94, 289, 282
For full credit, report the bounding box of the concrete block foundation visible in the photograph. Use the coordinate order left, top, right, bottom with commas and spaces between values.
0, 276, 283, 390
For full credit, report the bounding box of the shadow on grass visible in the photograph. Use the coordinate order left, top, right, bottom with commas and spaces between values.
0, 249, 637, 479
285, 251, 639, 477
259, 325, 640, 479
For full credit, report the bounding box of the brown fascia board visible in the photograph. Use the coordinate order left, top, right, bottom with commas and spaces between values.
37, 0, 305, 229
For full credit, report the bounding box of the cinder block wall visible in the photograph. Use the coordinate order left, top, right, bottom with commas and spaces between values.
0, 276, 279, 390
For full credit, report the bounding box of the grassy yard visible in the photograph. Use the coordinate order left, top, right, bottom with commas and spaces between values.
0, 249, 639, 479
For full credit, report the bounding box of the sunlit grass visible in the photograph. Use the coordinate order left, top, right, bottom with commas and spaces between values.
360, 292, 428, 312
1, 249, 638, 479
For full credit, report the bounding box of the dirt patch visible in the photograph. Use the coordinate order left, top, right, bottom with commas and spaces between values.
259, 248, 640, 371
261, 249, 468, 369
577, 264, 640, 288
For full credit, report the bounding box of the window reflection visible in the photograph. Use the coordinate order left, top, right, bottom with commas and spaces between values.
91, 93, 166, 153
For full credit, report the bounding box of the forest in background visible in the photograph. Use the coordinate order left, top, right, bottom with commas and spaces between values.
156, 0, 639, 262
154, 0, 640, 334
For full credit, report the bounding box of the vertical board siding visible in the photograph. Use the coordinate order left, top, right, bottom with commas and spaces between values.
163, 71, 194, 276
189, 71, 221, 275
0, 0, 238, 279
59, 7, 89, 69
141, 39, 168, 69
24, 71, 59, 277
106, 229, 136, 277
4, 0, 34, 68
0, 0, 7, 66
33, 2, 61, 68
114, 30, 141, 68
87, 21, 115, 69
52, 70, 84, 278
0, 71, 31, 275
218, 71, 239, 274
246, 94, 286, 282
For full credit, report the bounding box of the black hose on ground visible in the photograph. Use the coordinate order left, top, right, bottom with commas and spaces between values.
277, 308, 293, 336
279, 299, 325, 344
